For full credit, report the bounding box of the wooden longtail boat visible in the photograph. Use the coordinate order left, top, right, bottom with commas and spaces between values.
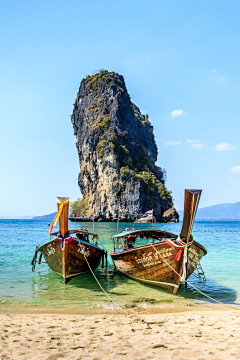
32, 197, 106, 284
109, 190, 207, 294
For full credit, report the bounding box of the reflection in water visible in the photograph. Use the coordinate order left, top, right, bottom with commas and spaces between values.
0, 219, 239, 308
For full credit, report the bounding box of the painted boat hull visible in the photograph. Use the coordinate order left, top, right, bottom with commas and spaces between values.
110, 240, 207, 294
39, 238, 104, 283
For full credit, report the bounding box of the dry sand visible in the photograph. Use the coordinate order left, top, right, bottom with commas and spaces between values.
1, 307, 240, 359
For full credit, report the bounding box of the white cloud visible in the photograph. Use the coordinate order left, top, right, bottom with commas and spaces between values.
171, 109, 186, 117
164, 141, 181, 146
187, 139, 204, 149
215, 142, 237, 151
212, 69, 228, 85
216, 76, 226, 84
230, 166, 240, 173
187, 139, 201, 143
191, 142, 204, 149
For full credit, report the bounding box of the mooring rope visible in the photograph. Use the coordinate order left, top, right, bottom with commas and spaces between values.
79, 243, 127, 315
150, 243, 239, 311
34, 262, 47, 272
78, 242, 152, 329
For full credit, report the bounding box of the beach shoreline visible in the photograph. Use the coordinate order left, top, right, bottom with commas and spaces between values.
0, 302, 237, 315
1, 307, 240, 359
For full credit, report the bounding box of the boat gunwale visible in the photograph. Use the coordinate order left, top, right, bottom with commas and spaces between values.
38, 237, 104, 252
50, 229, 98, 237
110, 238, 207, 256
112, 229, 177, 239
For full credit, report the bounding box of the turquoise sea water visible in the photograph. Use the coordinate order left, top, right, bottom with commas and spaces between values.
0, 219, 239, 309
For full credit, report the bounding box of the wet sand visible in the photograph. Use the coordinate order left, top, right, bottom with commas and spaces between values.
1, 306, 240, 359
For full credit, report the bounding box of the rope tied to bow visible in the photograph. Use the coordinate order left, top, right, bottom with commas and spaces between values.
165, 235, 194, 291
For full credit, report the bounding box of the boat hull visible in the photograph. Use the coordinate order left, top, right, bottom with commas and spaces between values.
110, 240, 207, 294
39, 238, 104, 283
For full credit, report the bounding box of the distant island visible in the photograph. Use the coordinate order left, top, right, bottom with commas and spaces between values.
31, 201, 240, 221
0, 215, 34, 219
2, 201, 240, 220
178, 202, 240, 220
33, 212, 57, 220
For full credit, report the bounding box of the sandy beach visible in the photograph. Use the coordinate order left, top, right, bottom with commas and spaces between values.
1, 306, 240, 359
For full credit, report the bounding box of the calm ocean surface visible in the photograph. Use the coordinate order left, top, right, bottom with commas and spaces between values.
0, 219, 239, 309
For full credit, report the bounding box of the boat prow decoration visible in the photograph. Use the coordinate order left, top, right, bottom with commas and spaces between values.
180, 189, 202, 242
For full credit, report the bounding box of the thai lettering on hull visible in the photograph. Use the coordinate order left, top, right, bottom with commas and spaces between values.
77, 243, 90, 257
46, 243, 56, 256
135, 249, 173, 268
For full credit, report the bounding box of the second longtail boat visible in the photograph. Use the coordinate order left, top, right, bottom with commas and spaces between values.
31, 197, 106, 284
109, 189, 207, 294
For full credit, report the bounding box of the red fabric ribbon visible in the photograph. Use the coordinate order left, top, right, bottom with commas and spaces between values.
165, 239, 184, 261
57, 236, 72, 244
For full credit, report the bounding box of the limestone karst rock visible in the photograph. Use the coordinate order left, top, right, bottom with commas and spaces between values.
71, 70, 179, 222
162, 208, 180, 223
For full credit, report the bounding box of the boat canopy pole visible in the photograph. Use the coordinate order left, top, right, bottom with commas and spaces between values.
117, 213, 119, 234
152, 208, 155, 230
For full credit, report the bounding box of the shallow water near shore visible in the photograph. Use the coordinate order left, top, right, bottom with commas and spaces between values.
0, 219, 240, 310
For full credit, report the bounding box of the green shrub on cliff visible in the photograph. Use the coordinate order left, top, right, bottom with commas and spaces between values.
86, 70, 110, 91
120, 181, 126, 192
70, 197, 89, 216
157, 183, 173, 207
110, 135, 117, 148
120, 167, 128, 178
135, 171, 156, 193
97, 138, 107, 159
99, 114, 110, 131
110, 135, 133, 169
134, 171, 173, 207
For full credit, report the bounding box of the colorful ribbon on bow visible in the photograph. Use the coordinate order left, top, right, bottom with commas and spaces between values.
56, 230, 72, 250
48, 198, 70, 235
165, 235, 193, 291
165, 236, 193, 261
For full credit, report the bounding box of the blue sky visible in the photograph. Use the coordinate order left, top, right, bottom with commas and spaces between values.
1, 0, 240, 217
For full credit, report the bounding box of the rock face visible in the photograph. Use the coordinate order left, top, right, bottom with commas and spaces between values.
71, 70, 178, 222
162, 208, 179, 223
